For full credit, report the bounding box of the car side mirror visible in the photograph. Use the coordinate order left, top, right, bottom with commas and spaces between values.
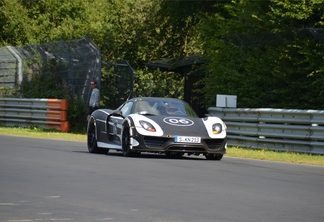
112, 110, 123, 116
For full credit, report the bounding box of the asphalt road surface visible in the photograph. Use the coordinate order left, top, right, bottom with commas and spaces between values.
1, 135, 323, 222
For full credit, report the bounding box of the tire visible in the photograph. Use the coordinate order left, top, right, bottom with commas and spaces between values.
122, 123, 134, 157
205, 153, 223, 160
87, 118, 108, 154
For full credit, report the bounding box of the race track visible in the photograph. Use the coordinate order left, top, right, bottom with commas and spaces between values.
0, 135, 323, 222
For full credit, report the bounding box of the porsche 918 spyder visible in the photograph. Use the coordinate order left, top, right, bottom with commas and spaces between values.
87, 97, 227, 160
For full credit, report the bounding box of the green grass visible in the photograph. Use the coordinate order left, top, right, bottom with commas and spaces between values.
0, 126, 323, 166
227, 146, 324, 166
0, 126, 86, 142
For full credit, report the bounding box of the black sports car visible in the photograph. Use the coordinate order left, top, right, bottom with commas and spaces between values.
87, 97, 227, 160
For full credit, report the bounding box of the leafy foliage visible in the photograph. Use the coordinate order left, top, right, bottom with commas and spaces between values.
134, 68, 184, 99
200, 0, 324, 109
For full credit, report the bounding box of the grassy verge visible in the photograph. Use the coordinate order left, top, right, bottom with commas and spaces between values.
0, 126, 323, 166
226, 146, 324, 166
0, 126, 86, 142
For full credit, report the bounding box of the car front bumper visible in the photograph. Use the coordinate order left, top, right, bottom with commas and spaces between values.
131, 135, 226, 154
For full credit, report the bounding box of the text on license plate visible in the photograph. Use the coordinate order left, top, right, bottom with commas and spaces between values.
174, 136, 201, 143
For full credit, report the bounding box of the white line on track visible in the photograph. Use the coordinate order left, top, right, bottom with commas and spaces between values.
0, 202, 17, 206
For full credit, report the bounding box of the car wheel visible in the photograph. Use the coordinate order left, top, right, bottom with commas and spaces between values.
205, 153, 223, 160
122, 123, 134, 157
87, 118, 109, 154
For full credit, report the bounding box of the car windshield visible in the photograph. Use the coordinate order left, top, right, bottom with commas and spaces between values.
133, 98, 198, 117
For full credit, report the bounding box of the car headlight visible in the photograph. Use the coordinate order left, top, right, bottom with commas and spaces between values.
139, 120, 156, 132
212, 123, 222, 134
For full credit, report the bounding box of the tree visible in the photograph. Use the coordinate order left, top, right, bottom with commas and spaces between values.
0, 0, 188, 108
200, 0, 324, 109
0, 0, 118, 47
152, 0, 226, 58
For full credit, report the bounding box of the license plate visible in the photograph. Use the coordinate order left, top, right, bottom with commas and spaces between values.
174, 136, 201, 143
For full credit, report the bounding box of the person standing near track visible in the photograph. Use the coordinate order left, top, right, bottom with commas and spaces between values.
87, 80, 100, 121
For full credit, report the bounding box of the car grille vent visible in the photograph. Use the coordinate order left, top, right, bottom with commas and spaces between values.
204, 139, 226, 149
144, 137, 167, 147
168, 147, 206, 152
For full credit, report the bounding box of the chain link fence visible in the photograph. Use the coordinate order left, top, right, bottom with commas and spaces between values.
0, 36, 101, 105
0, 47, 18, 91
101, 60, 134, 109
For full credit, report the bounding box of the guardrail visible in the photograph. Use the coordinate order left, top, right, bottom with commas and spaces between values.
208, 107, 324, 154
0, 98, 69, 132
